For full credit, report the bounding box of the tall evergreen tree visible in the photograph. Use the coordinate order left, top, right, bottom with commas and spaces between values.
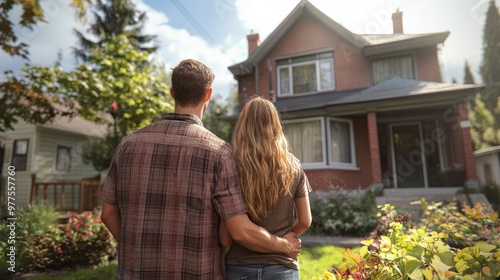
479, 0, 500, 112
464, 61, 476, 84
73, 0, 157, 62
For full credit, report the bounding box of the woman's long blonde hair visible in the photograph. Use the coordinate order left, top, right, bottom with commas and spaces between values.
232, 96, 296, 222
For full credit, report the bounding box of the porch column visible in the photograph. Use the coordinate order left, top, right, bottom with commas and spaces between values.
367, 111, 382, 183
457, 102, 478, 187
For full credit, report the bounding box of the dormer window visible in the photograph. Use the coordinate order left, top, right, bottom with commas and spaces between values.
372, 55, 415, 84
277, 52, 335, 96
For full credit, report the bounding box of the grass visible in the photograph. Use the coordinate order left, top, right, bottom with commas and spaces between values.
20, 264, 118, 280
299, 245, 359, 279
21, 246, 354, 279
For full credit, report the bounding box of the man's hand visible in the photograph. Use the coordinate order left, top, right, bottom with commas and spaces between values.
283, 231, 301, 259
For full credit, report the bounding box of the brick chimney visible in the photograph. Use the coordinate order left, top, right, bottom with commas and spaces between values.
247, 32, 261, 56
392, 9, 403, 33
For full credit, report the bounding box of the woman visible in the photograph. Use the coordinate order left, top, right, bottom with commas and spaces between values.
220, 96, 312, 280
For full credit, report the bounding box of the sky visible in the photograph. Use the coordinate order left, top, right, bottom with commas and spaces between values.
0, 0, 496, 99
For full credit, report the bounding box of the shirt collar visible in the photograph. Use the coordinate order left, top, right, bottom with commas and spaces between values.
162, 113, 203, 127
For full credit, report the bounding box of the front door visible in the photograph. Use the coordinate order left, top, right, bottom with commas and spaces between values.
390, 123, 428, 188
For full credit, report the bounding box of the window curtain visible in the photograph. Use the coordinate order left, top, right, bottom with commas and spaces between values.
286, 120, 322, 163
372, 56, 414, 84
330, 121, 351, 163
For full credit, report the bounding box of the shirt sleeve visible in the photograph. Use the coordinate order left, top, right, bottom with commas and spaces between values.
294, 163, 312, 198
100, 142, 123, 204
212, 145, 248, 220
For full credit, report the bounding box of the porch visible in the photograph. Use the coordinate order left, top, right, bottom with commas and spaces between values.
30, 175, 101, 212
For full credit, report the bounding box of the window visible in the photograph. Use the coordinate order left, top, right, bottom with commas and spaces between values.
12, 139, 29, 171
328, 118, 356, 167
56, 146, 71, 172
285, 118, 325, 167
372, 55, 415, 84
284, 117, 356, 169
277, 52, 334, 96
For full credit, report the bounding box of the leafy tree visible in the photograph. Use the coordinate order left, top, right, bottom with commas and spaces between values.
73, 0, 157, 62
24, 35, 173, 139
203, 88, 238, 142
470, 0, 500, 149
464, 61, 476, 85
0, 0, 89, 58
470, 98, 497, 150
0, 0, 89, 132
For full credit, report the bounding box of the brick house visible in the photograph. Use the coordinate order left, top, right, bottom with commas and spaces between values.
228, 0, 482, 197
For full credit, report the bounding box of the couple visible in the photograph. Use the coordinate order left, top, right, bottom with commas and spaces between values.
100, 59, 312, 280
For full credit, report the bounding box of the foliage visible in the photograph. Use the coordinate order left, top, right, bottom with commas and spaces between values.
73, 0, 157, 62
23, 35, 173, 138
203, 92, 238, 141
320, 204, 500, 280
308, 188, 378, 237
81, 133, 119, 172
418, 199, 500, 248
471, 0, 500, 149
0, 0, 90, 58
470, 97, 498, 150
21, 211, 117, 272
463, 61, 476, 85
0, 203, 59, 272
0, 76, 76, 132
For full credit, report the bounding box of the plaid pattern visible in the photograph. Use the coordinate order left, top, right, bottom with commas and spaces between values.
101, 113, 248, 280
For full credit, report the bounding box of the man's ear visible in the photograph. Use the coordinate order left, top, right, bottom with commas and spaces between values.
170, 87, 175, 99
204, 88, 212, 102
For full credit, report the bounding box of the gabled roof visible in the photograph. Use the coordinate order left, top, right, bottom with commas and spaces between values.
273, 77, 483, 113
38, 114, 108, 138
229, 0, 449, 76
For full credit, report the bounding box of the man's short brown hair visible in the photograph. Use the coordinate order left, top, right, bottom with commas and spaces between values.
171, 59, 215, 107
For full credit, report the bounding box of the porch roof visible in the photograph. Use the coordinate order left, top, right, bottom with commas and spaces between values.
474, 146, 500, 157
272, 77, 483, 113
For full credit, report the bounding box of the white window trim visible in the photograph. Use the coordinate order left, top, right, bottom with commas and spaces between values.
327, 117, 357, 169
277, 57, 335, 97
284, 117, 327, 169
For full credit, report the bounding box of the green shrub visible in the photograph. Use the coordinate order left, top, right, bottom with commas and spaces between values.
418, 198, 500, 248
309, 188, 378, 237
21, 211, 117, 271
320, 204, 500, 280
0, 203, 59, 272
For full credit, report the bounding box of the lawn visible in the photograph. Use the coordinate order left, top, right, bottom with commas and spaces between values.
21, 245, 351, 280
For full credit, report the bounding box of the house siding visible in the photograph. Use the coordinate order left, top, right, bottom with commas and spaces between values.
1, 121, 100, 208
0, 122, 37, 208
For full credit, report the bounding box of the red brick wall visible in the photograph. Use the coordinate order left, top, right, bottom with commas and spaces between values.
256, 12, 371, 98
415, 46, 442, 82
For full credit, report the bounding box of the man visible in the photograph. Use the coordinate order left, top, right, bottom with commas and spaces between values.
100, 59, 301, 279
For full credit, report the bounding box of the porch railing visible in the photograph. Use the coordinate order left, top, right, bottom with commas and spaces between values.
30, 175, 101, 212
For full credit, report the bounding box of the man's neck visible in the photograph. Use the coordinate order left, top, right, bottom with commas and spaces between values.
174, 104, 205, 120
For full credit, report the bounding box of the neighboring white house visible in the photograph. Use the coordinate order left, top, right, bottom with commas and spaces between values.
0, 114, 107, 209
474, 146, 500, 187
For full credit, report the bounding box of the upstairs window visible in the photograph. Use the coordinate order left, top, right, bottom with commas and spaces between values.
277, 52, 334, 96
372, 55, 415, 84
56, 146, 71, 172
12, 139, 29, 171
